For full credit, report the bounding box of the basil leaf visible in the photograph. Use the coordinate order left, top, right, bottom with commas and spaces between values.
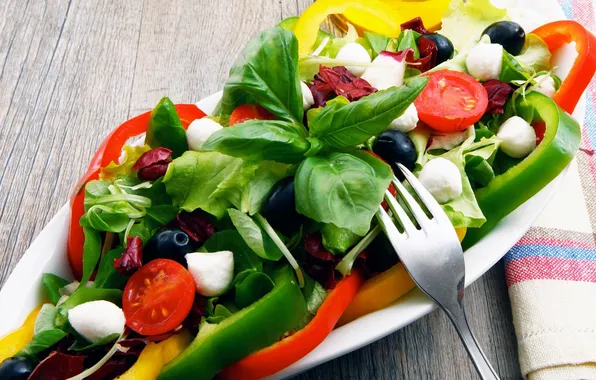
397, 30, 420, 58
93, 248, 129, 290
165, 151, 245, 219
41, 274, 69, 305
295, 274, 327, 329
80, 227, 102, 287
202, 120, 310, 164
321, 223, 361, 255
217, 28, 303, 125
228, 209, 283, 261
363, 31, 390, 59
201, 231, 263, 274
16, 329, 66, 360
34, 304, 59, 335
499, 52, 528, 83
225, 161, 292, 215
69, 333, 119, 352
234, 271, 275, 308
146, 97, 188, 158
309, 77, 428, 149
295, 151, 392, 236
145, 204, 178, 227
55, 287, 122, 330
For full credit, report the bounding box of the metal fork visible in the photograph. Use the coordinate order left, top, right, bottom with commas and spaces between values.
376, 163, 500, 380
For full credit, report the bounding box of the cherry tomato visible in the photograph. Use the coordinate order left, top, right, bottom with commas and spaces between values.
122, 259, 195, 336
414, 70, 488, 132
229, 104, 275, 126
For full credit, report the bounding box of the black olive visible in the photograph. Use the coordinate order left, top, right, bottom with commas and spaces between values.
261, 177, 302, 236
0, 357, 35, 380
421, 33, 454, 65
365, 232, 399, 274
144, 229, 193, 266
482, 21, 525, 55
373, 130, 417, 179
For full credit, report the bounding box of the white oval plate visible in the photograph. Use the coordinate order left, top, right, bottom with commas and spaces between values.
0, 0, 585, 377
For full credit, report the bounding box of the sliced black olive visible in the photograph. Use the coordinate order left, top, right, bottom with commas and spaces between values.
144, 228, 193, 266
373, 130, 417, 179
421, 33, 454, 65
482, 21, 525, 55
0, 357, 35, 380
261, 177, 302, 236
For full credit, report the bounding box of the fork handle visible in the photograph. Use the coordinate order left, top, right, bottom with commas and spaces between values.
444, 303, 500, 380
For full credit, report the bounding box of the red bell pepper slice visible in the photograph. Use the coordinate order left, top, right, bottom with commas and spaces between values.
532, 20, 596, 114
218, 269, 364, 380
67, 104, 206, 279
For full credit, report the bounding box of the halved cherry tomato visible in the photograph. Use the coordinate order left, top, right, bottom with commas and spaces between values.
229, 104, 275, 126
122, 259, 195, 336
414, 70, 488, 132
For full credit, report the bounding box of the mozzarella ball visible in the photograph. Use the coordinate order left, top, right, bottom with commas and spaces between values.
418, 158, 463, 204
301, 81, 314, 110
388, 103, 418, 133
497, 116, 536, 158
361, 54, 406, 90
186, 251, 234, 297
465, 43, 503, 81
530, 74, 556, 98
68, 301, 125, 343
335, 42, 371, 77
186, 118, 223, 151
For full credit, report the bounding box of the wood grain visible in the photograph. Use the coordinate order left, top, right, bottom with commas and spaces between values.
0, 0, 521, 378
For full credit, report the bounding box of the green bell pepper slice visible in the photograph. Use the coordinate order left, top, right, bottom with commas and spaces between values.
462, 92, 581, 249
158, 265, 307, 380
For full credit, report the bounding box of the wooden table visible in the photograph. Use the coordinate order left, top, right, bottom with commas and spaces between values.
0, 0, 521, 378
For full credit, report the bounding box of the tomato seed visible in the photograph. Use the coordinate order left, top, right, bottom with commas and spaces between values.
161, 308, 169, 317
144, 278, 151, 286
151, 309, 157, 319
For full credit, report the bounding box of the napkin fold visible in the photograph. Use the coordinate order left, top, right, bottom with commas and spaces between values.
504, 5, 596, 376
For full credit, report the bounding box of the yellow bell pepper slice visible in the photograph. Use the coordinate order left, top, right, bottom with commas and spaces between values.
0, 306, 42, 362
338, 227, 467, 325
116, 330, 192, 380
294, 0, 401, 55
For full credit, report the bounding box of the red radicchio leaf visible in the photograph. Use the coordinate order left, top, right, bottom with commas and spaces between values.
414, 37, 438, 73
86, 356, 138, 380
304, 233, 339, 289
400, 17, 429, 34
114, 236, 143, 275
176, 210, 216, 243
132, 147, 172, 181
482, 80, 514, 115
29, 351, 86, 380
379, 50, 411, 63
308, 66, 377, 107
183, 294, 207, 330
119, 325, 184, 351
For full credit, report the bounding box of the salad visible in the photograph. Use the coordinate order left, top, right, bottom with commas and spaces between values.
0, 0, 591, 378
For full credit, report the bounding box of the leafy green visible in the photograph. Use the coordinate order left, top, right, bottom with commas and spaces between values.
80, 227, 102, 288
100, 144, 151, 181
165, 151, 245, 219
298, 55, 376, 82
16, 329, 66, 360
308, 77, 428, 150
277, 16, 334, 51
516, 34, 552, 73
319, 23, 359, 58
295, 274, 327, 329
93, 248, 129, 290
225, 161, 292, 215
228, 209, 283, 261
146, 97, 188, 158
397, 30, 420, 58
205, 303, 233, 324
464, 137, 500, 188
201, 230, 263, 274
295, 151, 393, 236
55, 287, 122, 330
408, 125, 431, 173
234, 271, 274, 309
41, 274, 69, 305
34, 304, 59, 335
83, 210, 130, 232
145, 204, 178, 226
202, 120, 310, 164
210, 160, 259, 201
69, 333, 120, 352
500, 52, 528, 83
321, 224, 361, 255
438, 0, 509, 53
217, 28, 303, 125
363, 31, 391, 59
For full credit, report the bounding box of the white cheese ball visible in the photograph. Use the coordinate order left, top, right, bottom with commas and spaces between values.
418, 158, 463, 204
388, 103, 418, 133
530, 74, 556, 98
301, 81, 314, 110
361, 54, 406, 90
465, 43, 503, 81
186, 251, 234, 297
68, 301, 125, 343
186, 118, 223, 151
497, 116, 536, 158
335, 42, 371, 77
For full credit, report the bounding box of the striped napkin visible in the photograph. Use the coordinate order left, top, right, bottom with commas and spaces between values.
504, 2, 596, 378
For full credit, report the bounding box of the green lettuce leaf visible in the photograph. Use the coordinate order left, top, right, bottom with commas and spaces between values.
516, 34, 552, 73
100, 144, 151, 181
